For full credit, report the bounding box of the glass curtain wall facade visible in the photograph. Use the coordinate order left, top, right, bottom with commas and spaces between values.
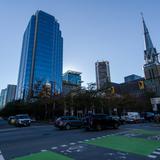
63, 70, 82, 86
16, 10, 63, 100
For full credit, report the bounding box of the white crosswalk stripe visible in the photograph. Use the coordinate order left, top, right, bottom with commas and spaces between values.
0, 150, 5, 160
78, 141, 83, 143
41, 149, 47, 152
153, 151, 160, 155
148, 155, 157, 159
61, 145, 67, 147
51, 147, 57, 150
70, 142, 76, 145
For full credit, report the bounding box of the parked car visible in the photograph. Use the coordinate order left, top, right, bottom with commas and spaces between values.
15, 114, 31, 127
84, 114, 120, 131
154, 114, 160, 123
54, 116, 83, 130
143, 112, 155, 122
8, 116, 16, 125
112, 115, 126, 124
122, 112, 143, 124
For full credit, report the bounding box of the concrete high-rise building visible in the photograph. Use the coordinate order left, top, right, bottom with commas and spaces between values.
6, 85, 17, 104
95, 61, 111, 90
0, 89, 7, 108
16, 10, 63, 100
0, 85, 17, 109
142, 15, 160, 96
0, 96, 2, 110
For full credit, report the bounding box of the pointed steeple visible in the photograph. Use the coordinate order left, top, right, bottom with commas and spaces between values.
141, 13, 154, 50
141, 13, 159, 64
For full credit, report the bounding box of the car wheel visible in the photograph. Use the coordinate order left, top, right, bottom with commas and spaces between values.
113, 123, 119, 129
65, 124, 71, 130
96, 124, 102, 131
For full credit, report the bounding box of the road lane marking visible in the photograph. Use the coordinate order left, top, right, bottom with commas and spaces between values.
61, 145, 67, 147
153, 151, 160, 155
0, 150, 5, 160
84, 139, 89, 142
0, 155, 5, 160
66, 149, 72, 153
147, 155, 157, 159
41, 149, 47, 152
51, 147, 57, 150
78, 141, 83, 143
97, 137, 102, 139
70, 142, 76, 145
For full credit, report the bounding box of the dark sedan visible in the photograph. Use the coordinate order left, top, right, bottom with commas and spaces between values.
54, 116, 83, 130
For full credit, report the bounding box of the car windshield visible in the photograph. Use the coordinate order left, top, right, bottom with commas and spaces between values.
16, 115, 29, 119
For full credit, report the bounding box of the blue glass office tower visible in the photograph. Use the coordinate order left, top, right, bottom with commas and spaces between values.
16, 10, 63, 100
63, 70, 82, 86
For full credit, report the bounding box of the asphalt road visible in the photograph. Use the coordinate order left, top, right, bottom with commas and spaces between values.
0, 121, 160, 160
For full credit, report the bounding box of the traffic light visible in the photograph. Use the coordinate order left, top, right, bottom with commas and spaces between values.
111, 86, 115, 94
138, 81, 144, 90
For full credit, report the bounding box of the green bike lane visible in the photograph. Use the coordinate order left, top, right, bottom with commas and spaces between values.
11, 128, 160, 160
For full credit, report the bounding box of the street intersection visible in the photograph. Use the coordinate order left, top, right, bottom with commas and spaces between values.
0, 121, 160, 160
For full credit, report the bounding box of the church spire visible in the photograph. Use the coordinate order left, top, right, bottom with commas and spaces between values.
141, 13, 159, 64
141, 13, 154, 51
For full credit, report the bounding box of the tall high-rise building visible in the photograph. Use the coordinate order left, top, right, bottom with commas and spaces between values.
16, 10, 63, 100
0, 96, 2, 110
6, 85, 17, 104
142, 15, 160, 96
0, 89, 7, 108
0, 85, 17, 109
95, 61, 111, 90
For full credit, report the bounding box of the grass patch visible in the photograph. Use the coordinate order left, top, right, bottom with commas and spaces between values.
13, 151, 73, 160
86, 135, 160, 156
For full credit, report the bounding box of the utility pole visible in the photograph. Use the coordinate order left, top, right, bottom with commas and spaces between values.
52, 81, 56, 120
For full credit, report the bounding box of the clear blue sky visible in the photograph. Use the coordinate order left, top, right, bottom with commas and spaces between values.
0, 0, 160, 91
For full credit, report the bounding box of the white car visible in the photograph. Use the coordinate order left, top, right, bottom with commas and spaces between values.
15, 114, 31, 127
